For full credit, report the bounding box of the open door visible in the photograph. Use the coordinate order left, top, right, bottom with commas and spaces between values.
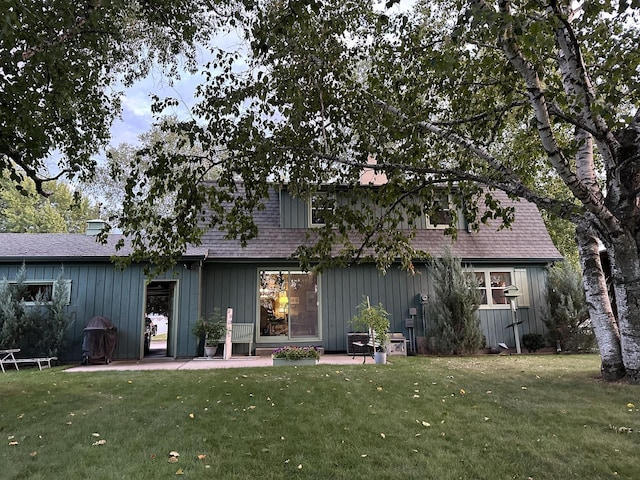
143, 281, 177, 359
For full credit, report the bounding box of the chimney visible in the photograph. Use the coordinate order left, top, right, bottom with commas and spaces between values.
359, 157, 388, 186
85, 219, 109, 236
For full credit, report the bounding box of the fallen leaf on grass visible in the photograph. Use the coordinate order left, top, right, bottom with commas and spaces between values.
30, 451, 37, 457
175, 468, 184, 475
197, 454, 207, 460
626, 403, 635, 409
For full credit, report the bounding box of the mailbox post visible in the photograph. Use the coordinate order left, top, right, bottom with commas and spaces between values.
504, 285, 522, 354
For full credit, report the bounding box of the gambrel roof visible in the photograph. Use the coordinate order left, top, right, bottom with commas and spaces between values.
0, 187, 562, 264
200, 187, 563, 263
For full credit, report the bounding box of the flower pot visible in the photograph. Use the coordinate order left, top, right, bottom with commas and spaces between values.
204, 345, 217, 358
272, 358, 318, 367
374, 352, 387, 364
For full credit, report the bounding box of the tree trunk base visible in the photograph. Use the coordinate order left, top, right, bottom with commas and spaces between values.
622, 367, 640, 384
601, 361, 626, 382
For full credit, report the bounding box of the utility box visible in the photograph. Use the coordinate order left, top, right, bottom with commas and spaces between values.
388, 333, 407, 356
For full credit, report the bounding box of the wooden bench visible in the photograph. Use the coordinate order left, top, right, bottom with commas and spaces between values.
218, 323, 254, 355
1, 349, 57, 372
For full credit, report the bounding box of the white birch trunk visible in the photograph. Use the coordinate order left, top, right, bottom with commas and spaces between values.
576, 221, 624, 380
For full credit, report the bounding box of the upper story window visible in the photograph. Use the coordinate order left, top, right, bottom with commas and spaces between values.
426, 192, 453, 229
309, 193, 335, 227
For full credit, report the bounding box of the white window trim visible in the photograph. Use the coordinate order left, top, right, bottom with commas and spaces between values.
2, 279, 72, 306
308, 193, 334, 227
467, 268, 515, 310
426, 193, 454, 229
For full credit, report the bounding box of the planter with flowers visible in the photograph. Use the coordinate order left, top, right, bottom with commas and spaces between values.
272, 346, 320, 366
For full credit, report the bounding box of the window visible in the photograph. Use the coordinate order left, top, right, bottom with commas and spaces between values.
258, 270, 320, 342
466, 270, 512, 308
426, 192, 453, 229
309, 193, 334, 226
2, 279, 71, 305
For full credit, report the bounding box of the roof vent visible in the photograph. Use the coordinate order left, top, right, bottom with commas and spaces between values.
85, 219, 109, 236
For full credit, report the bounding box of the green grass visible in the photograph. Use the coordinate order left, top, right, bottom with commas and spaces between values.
1, 355, 639, 479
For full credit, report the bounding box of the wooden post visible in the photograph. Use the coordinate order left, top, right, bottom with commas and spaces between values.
224, 308, 233, 360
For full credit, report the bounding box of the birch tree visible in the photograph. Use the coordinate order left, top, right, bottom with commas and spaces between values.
114, 0, 639, 381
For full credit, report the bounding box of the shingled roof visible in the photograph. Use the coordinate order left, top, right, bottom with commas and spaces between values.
200, 187, 563, 263
0, 187, 562, 264
0, 232, 208, 262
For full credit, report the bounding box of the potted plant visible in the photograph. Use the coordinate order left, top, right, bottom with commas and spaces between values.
272, 346, 320, 366
350, 296, 391, 364
192, 309, 226, 358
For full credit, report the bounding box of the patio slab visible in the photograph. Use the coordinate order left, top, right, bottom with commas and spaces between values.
64, 354, 367, 372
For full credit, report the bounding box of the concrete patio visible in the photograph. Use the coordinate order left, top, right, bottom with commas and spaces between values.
64, 353, 368, 372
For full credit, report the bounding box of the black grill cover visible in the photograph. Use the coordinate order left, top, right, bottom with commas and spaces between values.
81, 316, 117, 364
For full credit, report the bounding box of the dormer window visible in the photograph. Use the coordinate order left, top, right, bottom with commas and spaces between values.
426, 192, 453, 229
309, 193, 334, 227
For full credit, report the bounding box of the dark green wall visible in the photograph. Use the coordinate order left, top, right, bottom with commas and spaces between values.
0, 262, 200, 361
200, 261, 551, 352
279, 189, 465, 230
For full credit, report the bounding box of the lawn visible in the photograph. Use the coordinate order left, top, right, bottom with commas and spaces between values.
1, 354, 639, 479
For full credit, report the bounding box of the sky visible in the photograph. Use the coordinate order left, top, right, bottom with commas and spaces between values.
107, 29, 246, 151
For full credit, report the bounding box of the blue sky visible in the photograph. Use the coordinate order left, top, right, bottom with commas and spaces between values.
108, 29, 246, 149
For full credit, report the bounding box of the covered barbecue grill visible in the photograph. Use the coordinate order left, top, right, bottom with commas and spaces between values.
81, 316, 117, 365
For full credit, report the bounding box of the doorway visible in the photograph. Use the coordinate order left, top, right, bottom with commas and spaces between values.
143, 281, 177, 359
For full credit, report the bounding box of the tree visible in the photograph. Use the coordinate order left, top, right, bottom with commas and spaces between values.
544, 262, 595, 352
0, 176, 98, 233
80, 116, 212, 223
0, 264, 72, 357
428, 251, 484, 355
112, 1, 639, 381
1, 1, 217, 195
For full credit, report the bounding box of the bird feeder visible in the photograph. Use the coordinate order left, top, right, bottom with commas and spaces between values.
503, 285, 522, 354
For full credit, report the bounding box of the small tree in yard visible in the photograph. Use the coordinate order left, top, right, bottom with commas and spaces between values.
429, 251, 483, 355
544, 262, 595, 353
0, 264, 72, 357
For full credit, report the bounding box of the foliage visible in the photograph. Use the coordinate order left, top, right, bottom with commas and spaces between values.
104, 0, 640, 381
191, 309, 226, 346
0, 264, 72, 357
2, 355, 640, 479
544, 262, 595, 352
428, 251, 483, 355
80, 116, 214, 224
271, 345, 320, 360
521, 333, 546, 353
1, 0, 217, 195
350, 296, 391, 351
0, 175, 98, 233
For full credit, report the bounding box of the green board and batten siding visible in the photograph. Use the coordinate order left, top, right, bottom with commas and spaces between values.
0, 262, 200, 360
199, 262, 551, 352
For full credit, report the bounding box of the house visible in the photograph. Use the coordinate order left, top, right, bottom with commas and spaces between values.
0, 188, 562, 361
